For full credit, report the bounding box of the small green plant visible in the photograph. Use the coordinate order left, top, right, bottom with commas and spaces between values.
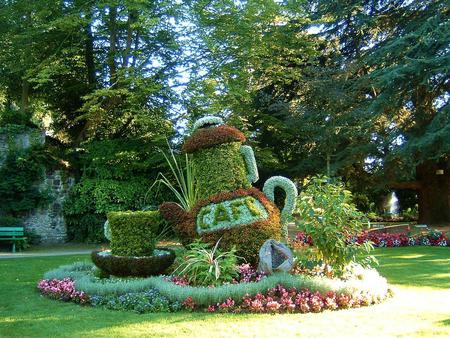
402, 206, 419, 221
295, 176, 374, 274
174, 239, 239, 286
148, 143, 198, 211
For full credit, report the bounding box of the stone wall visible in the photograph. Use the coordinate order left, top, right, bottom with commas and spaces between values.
23, 171, 74, 244
0, 131, 45, 166
0, 136, 7, 166
0, 130, 72, 244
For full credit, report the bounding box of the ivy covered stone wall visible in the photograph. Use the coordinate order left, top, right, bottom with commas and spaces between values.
0, 129, 73, 244
23, 171, 74, 243
0, 131, 45, 166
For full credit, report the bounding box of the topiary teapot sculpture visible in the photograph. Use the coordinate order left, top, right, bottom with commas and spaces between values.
160, 116, 297, 264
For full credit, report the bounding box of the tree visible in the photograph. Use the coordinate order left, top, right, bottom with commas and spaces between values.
186, 0, 449, 224
0, 0, 180, 143
0, 0, 184, 241
304, 0, 450, 224
183, 0, 319, 176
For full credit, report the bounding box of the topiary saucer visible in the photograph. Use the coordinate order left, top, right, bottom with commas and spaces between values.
91, 248, 176, 277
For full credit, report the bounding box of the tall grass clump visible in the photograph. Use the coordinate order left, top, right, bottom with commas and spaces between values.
148, 143, 198, 211
174, 239, 239, 286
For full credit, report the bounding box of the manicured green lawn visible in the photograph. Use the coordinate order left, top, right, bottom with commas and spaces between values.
0, 247, 449, 337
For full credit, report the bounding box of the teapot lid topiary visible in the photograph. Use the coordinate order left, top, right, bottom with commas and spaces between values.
183, 116, 246, 153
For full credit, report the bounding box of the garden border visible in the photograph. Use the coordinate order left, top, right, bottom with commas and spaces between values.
44, 262, 389, 306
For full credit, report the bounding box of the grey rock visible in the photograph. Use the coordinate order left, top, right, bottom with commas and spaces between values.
257, 239, 294, 275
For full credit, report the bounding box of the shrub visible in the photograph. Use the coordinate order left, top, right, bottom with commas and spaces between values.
66, 213, 105, 243
37, 278, 89, 304
0, 216, 22, 227
240, 145, 259, 183
295, 176, 374, 273
262, 176, 298, 238
174, 239, 239, 286
149, 144, 198, 211
39, 275, 388, 314
64, 178, 151, 243
352, 230, 449, 247
237, 263, 266, 283
182, 125, 246, 154
107, 210, 162, 256
0, 146, 50, 216
62, 137, 171, 242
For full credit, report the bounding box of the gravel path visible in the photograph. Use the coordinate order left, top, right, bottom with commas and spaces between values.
0, 250, 92, 259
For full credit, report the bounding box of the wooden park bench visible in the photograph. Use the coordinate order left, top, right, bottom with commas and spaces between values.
0, 227, 25, 253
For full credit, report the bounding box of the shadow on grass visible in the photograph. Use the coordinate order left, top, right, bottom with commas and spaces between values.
373, 247, 450, 288
0, 300, 237, 337
0, 255, 236, 336
1, 249, 449, 336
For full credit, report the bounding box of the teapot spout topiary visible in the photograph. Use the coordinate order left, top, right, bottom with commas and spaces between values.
160, 116, 297, 264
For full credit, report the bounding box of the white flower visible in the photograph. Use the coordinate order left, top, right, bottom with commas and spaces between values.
192, 116, 224, 132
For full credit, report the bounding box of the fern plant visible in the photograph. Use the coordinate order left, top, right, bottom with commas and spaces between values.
174, 239, 239, 287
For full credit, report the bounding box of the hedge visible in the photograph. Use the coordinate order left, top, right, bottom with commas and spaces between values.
107, 210, 163, 256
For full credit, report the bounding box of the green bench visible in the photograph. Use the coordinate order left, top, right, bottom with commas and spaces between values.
0, 227, 25, 253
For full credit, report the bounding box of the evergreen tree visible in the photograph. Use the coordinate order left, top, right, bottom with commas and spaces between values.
186, 0, 449, 223
303, 0, 450, 223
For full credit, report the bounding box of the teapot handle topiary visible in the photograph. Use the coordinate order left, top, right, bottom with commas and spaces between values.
263, 176, 298, 238
240, 145, 259, 183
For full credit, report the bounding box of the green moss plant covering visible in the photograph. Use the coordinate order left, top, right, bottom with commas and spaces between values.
174, 240, 239, 286
263, 175, 298, 236
240, 145, 259, 183
107, 211, 162, 256
160, 117, 297, 265
192, 142, 251, 199
91, 248, 176, 277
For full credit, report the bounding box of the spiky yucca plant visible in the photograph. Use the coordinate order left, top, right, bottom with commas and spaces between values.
174, 239, 239, 286
149, 144, 198, 211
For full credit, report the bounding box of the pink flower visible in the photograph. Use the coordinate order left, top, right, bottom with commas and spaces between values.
266, 300, 281, 313
182, 296, 196, 310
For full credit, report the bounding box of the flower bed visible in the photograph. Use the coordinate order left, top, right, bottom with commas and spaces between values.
38, 276, 388, 314
191, 285, 385, 314
294, 230, 449, 248
38, 261, 391, 314
37, 278, 89, 304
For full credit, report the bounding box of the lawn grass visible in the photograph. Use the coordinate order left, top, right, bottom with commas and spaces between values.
0, 247, 449, 337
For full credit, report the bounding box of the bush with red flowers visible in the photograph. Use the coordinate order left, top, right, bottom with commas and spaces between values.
37, 278, 89, 304
201, 284, 386, 314
293, 229, 449, 248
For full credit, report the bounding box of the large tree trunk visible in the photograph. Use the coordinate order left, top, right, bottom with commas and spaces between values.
122, 9, 138, 69
84, 9, 96, 88
416, 161, 449, 225
390, 160, 449, 225
108, 5, 118, 86
20, 80, 30, 112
